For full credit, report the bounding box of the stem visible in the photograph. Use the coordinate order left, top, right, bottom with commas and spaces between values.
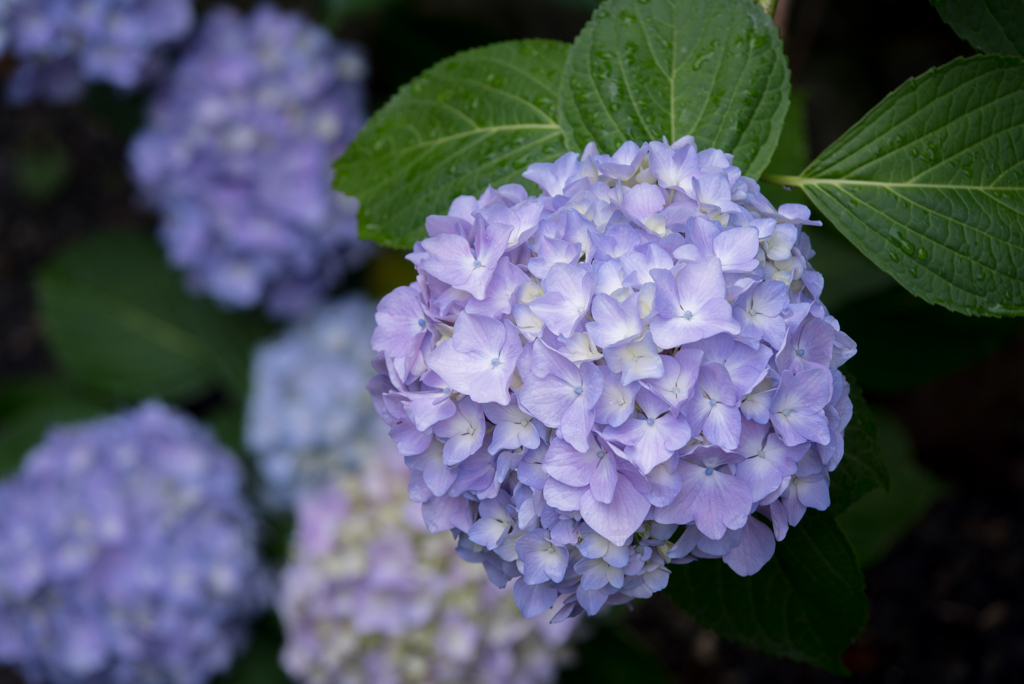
755, 0, 779, 16
760, 173, 808, 187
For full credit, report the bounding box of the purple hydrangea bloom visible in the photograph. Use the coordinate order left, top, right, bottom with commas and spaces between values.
277, 440, 575, 684
2, 0, 195, 105
128, 3, 372, 319
244, 294, 386, 510
370, 136, 857, 620
0, 400, 268, 684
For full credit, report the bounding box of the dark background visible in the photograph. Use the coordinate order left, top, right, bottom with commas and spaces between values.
1, 0, 1021, 682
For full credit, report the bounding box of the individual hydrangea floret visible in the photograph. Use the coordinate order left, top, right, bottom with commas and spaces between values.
128, 2, 371, 319
369, 137, 857, 620
277, 439, 575, 684
2, 0, 195, 105
0, 400, 268, 684
244, 294, 386, 510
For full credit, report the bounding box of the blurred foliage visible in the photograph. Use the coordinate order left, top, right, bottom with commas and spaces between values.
215, 614, 291, 684
837, 411, 947, 568
34, 231, 273, 405
321, 0, 401, 26
13, 135, 73, 204
561, 612, 671, 684
0, 377, 110, 477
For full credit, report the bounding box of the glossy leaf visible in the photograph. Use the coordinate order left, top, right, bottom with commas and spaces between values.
838, 412, 946, 567
764, 55, 1024, 317
35, 232, 271, 403
560, 0, 790, 178
760, 89, 896, 311
335, 40, 571, 250
931, 0, 1024, 57
828, 375, 888, 515
667, 512, 866, 674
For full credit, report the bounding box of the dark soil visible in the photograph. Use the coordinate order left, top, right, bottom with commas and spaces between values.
1, 0, 1021, 683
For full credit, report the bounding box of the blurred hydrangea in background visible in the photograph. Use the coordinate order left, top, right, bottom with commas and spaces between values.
0, 401, 268, 684
1, 0, 195, 105
244, 294, 385, 511
277, 438, 576, 684
370, 136, 856, 619
128, 2, 372, 319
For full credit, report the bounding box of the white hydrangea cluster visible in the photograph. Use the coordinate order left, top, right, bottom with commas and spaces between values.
276, 442, 576, 684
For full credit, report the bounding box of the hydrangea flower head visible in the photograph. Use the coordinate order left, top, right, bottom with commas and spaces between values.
277, 438, 575, 684
369, 136, 857, 620
2, 0, 195, 105
0, 400, 268, 684
244, 294, 385, 510
128, 2, 371, 319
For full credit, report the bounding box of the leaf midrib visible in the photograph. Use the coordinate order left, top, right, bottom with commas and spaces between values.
760, 174, 1024, 192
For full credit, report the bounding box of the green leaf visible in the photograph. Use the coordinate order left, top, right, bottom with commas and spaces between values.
559, 0, 790, 178
931, 0, 1024, 58
837, 411, 946, 567
13, 135, 72, 204
35, 232, 272, 403
763, 55, 1024, 317
828, 376, 888, 515
760, 90, 897, 311
335, 40, 571, 250
0, 379, 108, 476
667, 511, 866, 674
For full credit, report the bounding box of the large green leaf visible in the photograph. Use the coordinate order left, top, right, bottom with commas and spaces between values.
35, 232, 271, 403
828, 376, 887, 515
837, 412, 946, 568
667, 512, 866, 674
931, 0, 1024, 58
763, 55, 1024, 317
559, 0, 790, 178
760, 89, 896, 311
335, 40, 571, 250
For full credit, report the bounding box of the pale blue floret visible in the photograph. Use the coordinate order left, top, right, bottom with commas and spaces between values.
244, 295, 384, 511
